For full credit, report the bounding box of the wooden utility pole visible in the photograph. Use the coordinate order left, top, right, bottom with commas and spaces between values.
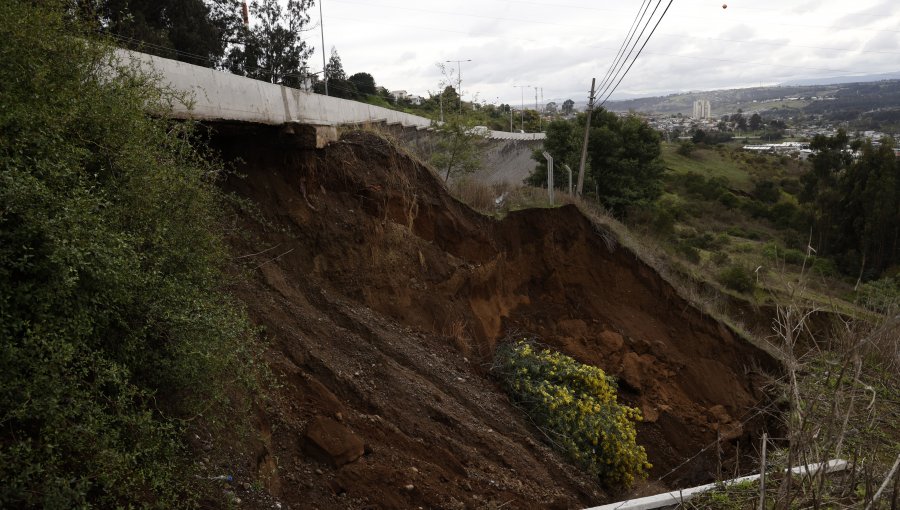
576, 78, 596, 197
758, 433, 767, 510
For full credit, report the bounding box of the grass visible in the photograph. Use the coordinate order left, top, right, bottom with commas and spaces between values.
661, 142, 754, 190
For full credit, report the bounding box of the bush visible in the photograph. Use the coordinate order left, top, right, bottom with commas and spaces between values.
857, 276, 900, 312
717, 265, 756, 293
677, 140, 696, 156
493, 341, 651, 489
0, 3, 256, 507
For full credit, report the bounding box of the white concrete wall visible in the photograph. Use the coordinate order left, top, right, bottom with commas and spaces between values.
119, 50, 544, 140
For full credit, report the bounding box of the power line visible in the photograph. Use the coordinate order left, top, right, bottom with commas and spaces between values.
595, 0, 664, 104
598, 0, 675, 107
596, 0, 652, 96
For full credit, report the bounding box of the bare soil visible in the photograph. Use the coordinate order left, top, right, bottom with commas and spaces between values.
208, 126, 779, 509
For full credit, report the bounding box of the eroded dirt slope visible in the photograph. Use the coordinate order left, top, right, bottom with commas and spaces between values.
213, 127, 777, 509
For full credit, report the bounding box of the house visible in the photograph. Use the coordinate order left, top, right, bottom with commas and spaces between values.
390, 90, 408, 101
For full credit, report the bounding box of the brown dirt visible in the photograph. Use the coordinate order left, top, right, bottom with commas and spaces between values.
208, 126, 780, 509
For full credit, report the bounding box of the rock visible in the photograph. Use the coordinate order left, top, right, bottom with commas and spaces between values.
304, 416, 365, 468
640, 402, 659, 423
403, 484, 415, 491
620, 352, 644, 391
719, 421, 744, 441
599, 331, 624, 351
335, 412, 343, 422
707, 404, 732, 424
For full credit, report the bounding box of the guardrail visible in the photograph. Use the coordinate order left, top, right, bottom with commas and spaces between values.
119, 50, 544, 141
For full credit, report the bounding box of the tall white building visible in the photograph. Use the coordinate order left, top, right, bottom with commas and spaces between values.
692, 99, 711, 119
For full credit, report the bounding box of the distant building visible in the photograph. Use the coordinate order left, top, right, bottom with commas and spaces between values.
390, 90, 408, 101
692, 99, 711, 120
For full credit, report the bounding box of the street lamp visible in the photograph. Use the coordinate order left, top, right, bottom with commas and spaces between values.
445, 59, 471, 112
514, 85, 530, 132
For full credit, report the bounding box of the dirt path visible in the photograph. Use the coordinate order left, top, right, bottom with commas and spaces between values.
212, 127, 778, 509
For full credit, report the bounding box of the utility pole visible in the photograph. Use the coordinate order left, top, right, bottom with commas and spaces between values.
319, 0, 328, 96
445, 59, 471, 112
540, 87, 544, 131
533, 86, 539, 131
576, 78, 596, 197
514, 85, 530, 132
542, 152, 554, 205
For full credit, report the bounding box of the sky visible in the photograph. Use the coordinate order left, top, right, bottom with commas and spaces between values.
299, 0, 900, 106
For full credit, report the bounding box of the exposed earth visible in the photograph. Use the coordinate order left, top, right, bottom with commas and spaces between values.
204, 126, 780, 509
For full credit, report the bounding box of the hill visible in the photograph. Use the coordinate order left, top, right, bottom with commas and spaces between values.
209, 127, 777, 508
605, 81, 900, 131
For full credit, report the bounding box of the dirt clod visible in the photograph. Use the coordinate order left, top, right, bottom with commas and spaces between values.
303, 417, 365, 468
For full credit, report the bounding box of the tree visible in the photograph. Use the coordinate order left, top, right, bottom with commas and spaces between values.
325, 46, 346, 80
544, 101, 558, 116
77, 0, 242, 68
799, 130, 900, 278
348, 72, 376, 96
226, 0, 314, 87
562, 99, 575, 116
1, 2, 255, 505
749, 112, 762, 131
589, 113, 665, 213
431, 114, 486, 182
526, 110, 665, 214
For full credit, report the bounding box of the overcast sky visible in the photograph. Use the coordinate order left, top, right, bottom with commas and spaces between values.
301, 0, 900, 106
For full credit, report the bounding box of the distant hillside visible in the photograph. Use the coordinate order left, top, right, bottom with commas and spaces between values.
606, 80, 900, 132
782, 71, 900, 86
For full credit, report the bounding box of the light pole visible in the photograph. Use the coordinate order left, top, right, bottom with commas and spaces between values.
319, 0, 328, 96
445, 59, 471, 112
514, 84, 530, 132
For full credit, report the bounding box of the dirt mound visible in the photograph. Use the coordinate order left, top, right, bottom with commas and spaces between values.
212, 127, 778, 509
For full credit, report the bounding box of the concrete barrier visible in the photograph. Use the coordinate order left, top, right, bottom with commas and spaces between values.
118, 50, 544, 141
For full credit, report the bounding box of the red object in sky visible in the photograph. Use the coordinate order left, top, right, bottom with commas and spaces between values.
722, 3, 727, 8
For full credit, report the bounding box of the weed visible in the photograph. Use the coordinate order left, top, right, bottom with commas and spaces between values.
492, 340, 651, 489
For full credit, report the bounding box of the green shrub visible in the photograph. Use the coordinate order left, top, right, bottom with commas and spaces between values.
493, 341, 651, 489
676, 140, 696, 156
857, 276, 900, 312
674, 242, 702, 263
717, 265, 756, 293
711, 250, 730, 266
811, 257, 838, 277
0, 3, 256, 507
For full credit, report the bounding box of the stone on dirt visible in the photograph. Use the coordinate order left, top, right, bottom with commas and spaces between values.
303, 416, 365, 467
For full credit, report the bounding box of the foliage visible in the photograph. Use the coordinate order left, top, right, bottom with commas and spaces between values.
492, 341, 651, 489
799, 131, 900, 277
430, 113, 486, 182
676, 140, 695, 157
0, 3, 256, 507
526, 110, 665, 214
75, 0, 242, 68
225, 0, 314, 87
717, 265, 756, 293
561, 99, 575, 116
691, 129, 734, 145
325, 46, 346, 81
857, 275, 900, 312
348, 72, 377, 96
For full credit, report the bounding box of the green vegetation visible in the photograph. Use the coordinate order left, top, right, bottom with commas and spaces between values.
492, 340, 651, 489
430, 114, 487, 182
526, 110, 666, 214
662, 143, 753, 190
1, 3, 258, 507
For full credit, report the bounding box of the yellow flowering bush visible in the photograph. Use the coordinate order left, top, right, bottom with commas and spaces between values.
493, 340, 651, 488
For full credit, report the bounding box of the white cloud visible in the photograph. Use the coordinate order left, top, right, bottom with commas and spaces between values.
306, 0, 900, 103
